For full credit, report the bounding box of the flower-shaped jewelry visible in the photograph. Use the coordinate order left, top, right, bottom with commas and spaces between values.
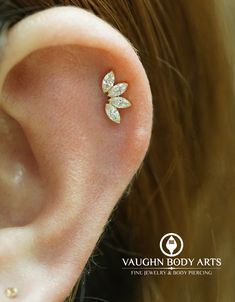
102, 71, 132, 124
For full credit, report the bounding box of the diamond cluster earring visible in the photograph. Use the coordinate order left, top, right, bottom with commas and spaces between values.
102, 71, 132, 124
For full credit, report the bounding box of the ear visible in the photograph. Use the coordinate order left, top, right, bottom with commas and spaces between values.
0, 7, 152, 302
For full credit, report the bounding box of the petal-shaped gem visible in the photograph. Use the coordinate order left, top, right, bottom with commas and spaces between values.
105, 104, 121, 124
109, 97, 131, 108
102, 71, 115, 93
108, 82, 128, 97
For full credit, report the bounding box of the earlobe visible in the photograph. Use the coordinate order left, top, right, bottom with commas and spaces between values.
0, 7, 152, 302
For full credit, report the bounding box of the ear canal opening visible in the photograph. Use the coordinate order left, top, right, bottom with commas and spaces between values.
0, 108, 44, 228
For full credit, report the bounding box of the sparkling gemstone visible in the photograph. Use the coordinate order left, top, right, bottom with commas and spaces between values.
105, 104, 121, 123
5, 287, 18, 298
102, 71, 115, 93
109, 97, 131, 108
108, 83, 128, 97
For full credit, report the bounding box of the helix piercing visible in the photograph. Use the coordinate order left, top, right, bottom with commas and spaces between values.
102, 71, 132, 124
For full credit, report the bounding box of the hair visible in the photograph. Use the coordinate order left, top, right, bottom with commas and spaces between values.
1, 1, 235, 301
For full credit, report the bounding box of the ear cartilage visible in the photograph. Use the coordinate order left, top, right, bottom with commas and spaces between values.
102, 71, 132, 124
4, 287, 18, 299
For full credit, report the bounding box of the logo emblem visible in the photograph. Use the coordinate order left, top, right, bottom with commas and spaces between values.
159, 233, 184, 257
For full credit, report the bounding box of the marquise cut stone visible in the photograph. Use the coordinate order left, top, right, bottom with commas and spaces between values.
109, 97, 131, 108
105, 104, 121, 123
102, 71, 115, 93
108, 83, 128, 97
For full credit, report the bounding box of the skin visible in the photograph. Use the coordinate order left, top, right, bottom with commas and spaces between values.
0, 7, 152, 302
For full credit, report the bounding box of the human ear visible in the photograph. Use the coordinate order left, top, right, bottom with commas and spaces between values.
0, 7, 152, 302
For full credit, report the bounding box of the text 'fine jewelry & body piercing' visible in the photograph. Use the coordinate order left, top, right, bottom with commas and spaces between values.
4, 287, 18, 299
102, 71, 132, 124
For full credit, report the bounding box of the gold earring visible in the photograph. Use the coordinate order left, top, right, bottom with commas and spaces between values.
102, 71, 132, 124
4, 288, 18, 299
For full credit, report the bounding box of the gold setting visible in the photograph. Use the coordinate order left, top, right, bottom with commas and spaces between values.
4, 288, 18, 299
